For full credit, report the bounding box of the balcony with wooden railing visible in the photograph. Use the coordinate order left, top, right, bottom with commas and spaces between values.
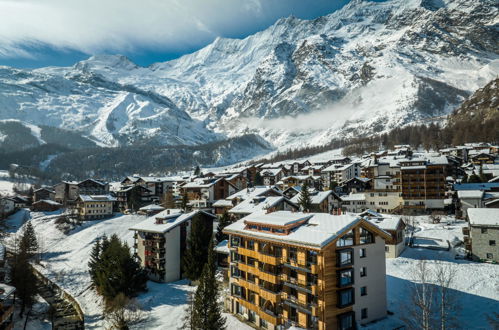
259, 285, 281, 304
0, 305, 14, 324
238, 247, 259, 259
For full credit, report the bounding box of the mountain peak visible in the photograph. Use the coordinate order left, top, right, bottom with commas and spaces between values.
75, 54, 139, 71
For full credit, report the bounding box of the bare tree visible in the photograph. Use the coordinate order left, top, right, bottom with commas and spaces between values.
104, 293, 147, 330
434, 262, 459, 330
403, 259, 435, 330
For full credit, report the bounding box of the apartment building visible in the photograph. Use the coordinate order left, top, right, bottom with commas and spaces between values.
76, 195, 116, 220
224, 211, 390, 329
399, 156, 448, 210
129, 210, 216, 282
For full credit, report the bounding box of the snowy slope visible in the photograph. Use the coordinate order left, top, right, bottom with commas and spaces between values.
0, 0, 498, 152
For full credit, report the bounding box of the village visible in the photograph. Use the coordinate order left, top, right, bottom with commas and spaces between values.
0, 141, 498, 330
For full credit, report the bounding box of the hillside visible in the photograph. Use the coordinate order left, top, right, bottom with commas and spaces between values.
0, 0, 497, 154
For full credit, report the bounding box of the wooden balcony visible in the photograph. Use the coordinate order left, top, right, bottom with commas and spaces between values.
260, 308, 280, 325
0, 305, 14, 324
238, 278, 260, 294
259, 286, 281, 304
259, 253, 280, 266
238, 247, 259, 259
257, 269, 279, 284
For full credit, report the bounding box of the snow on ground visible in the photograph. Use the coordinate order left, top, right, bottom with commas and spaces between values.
367, 216, 499, 330
5, 211, 498, 329
0, 170, 33, 195
13, 294, 52, 330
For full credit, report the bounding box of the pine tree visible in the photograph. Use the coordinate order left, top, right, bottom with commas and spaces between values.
19, 221, 38, 258
90, 234, 147, 303
191, 240, 226, 330
183, 214, 212, 281
298, 182, 312, 212
215, 211, 232, 243
88, 238, 101, 284
254, 172, 263, 186
10, 252, 38, 317
181, 192, 189, 211
194, 166, 201, 176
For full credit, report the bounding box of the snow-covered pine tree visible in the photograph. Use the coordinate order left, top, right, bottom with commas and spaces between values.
191, 240, 226, 330
19, 221, 38, 258
298, 182, 312, 212
215, 211, 232, 243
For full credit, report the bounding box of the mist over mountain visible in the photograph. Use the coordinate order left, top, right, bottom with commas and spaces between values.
0, 0, 497, 165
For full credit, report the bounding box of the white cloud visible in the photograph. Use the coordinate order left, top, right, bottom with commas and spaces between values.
0, 0, 339, 59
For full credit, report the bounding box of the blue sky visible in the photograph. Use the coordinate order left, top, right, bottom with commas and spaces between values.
0, 0, 362, 68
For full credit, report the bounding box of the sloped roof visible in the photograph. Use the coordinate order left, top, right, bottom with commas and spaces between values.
468, 208, 499, 226
78, 194, 117, 202
129, 210, 216, 234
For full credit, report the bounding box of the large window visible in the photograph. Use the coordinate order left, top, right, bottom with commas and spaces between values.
337, 249, 353, 267
247, 240, 255, 250
338, 288, 355, 308
289, 247, 297, 262
360, 228, 374, 244
337, 229, 354, 247
338, 268, 354, 287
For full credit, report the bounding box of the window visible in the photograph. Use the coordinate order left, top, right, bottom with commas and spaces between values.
260, 319, 268, 329
337, 249, 353, 267
486, 253, 493, 259
289, 247, 297, 261
385, 246, 390, 252
360, 267, 367, 277
338, 288, 354, 308
490, 240, 496, 246
247, 240, 255, 250
247, 257, 256, 266
338, 312, 355, 330
361, 308, 368, 319
360, 248, 366, 258
481, 228, 488, 234
337, 230, 354, 247
338, 269, 354, 287
361, 286, 367, 296
360, 228, 374, 244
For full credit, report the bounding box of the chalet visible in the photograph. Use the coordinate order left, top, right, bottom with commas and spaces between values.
456, 190, 499, 218
213, 186, 283, 216
31, 199, 62, 212
218, 173, 248, 191
224, 211, 391, 329
469, 152, 495, 165
341, 177, 371, 194
76, 194, 116, 220
53, 181, 79, 204
181, 178, 237, 208
261, 168, 285, 186
116, 185, 153, 211
321, 163, 358, 187
129, 210, 216, 282
291, 190, 340, 213
134, 177, 173, 200
277, 175, 319, 191
77, 179, 109, 195
282, 186, 302, 200
290, 160, 311, 174
361, 210, 406, 258
33, 187, 55, 202
9, 196, 29, 209
301, 164, 324, 176
0, 198, 15, 217
464, 208, 499, 263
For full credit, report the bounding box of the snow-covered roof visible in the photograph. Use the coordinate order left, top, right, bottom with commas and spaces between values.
182, 178, 221, 188
129, 210, 216, 234
457, 190, 484, 199
212, 199, 234, 207
224, 211, 390, 249
226, 186, 280, 201
78, 194, 117, 202
215, 240, 229, 254
322, 163, 353, 172
468, 208, 499, 227
34, 187, 55, 193
290, 190, 332, 205
341, 193, 366, 201
139, 204, 165, 211
0, 283, 16, 301
261, 168, 283, 176
33, 199, 61, 206
229, 196, 293, 215
78, 178, 107, 186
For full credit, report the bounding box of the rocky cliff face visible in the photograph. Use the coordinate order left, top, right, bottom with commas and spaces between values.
0, 0, 497, 155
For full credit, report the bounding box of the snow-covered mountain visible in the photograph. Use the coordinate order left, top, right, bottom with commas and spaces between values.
0, 0, 498, 151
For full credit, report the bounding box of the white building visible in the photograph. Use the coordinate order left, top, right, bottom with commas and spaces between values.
130, 210, 217, 282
